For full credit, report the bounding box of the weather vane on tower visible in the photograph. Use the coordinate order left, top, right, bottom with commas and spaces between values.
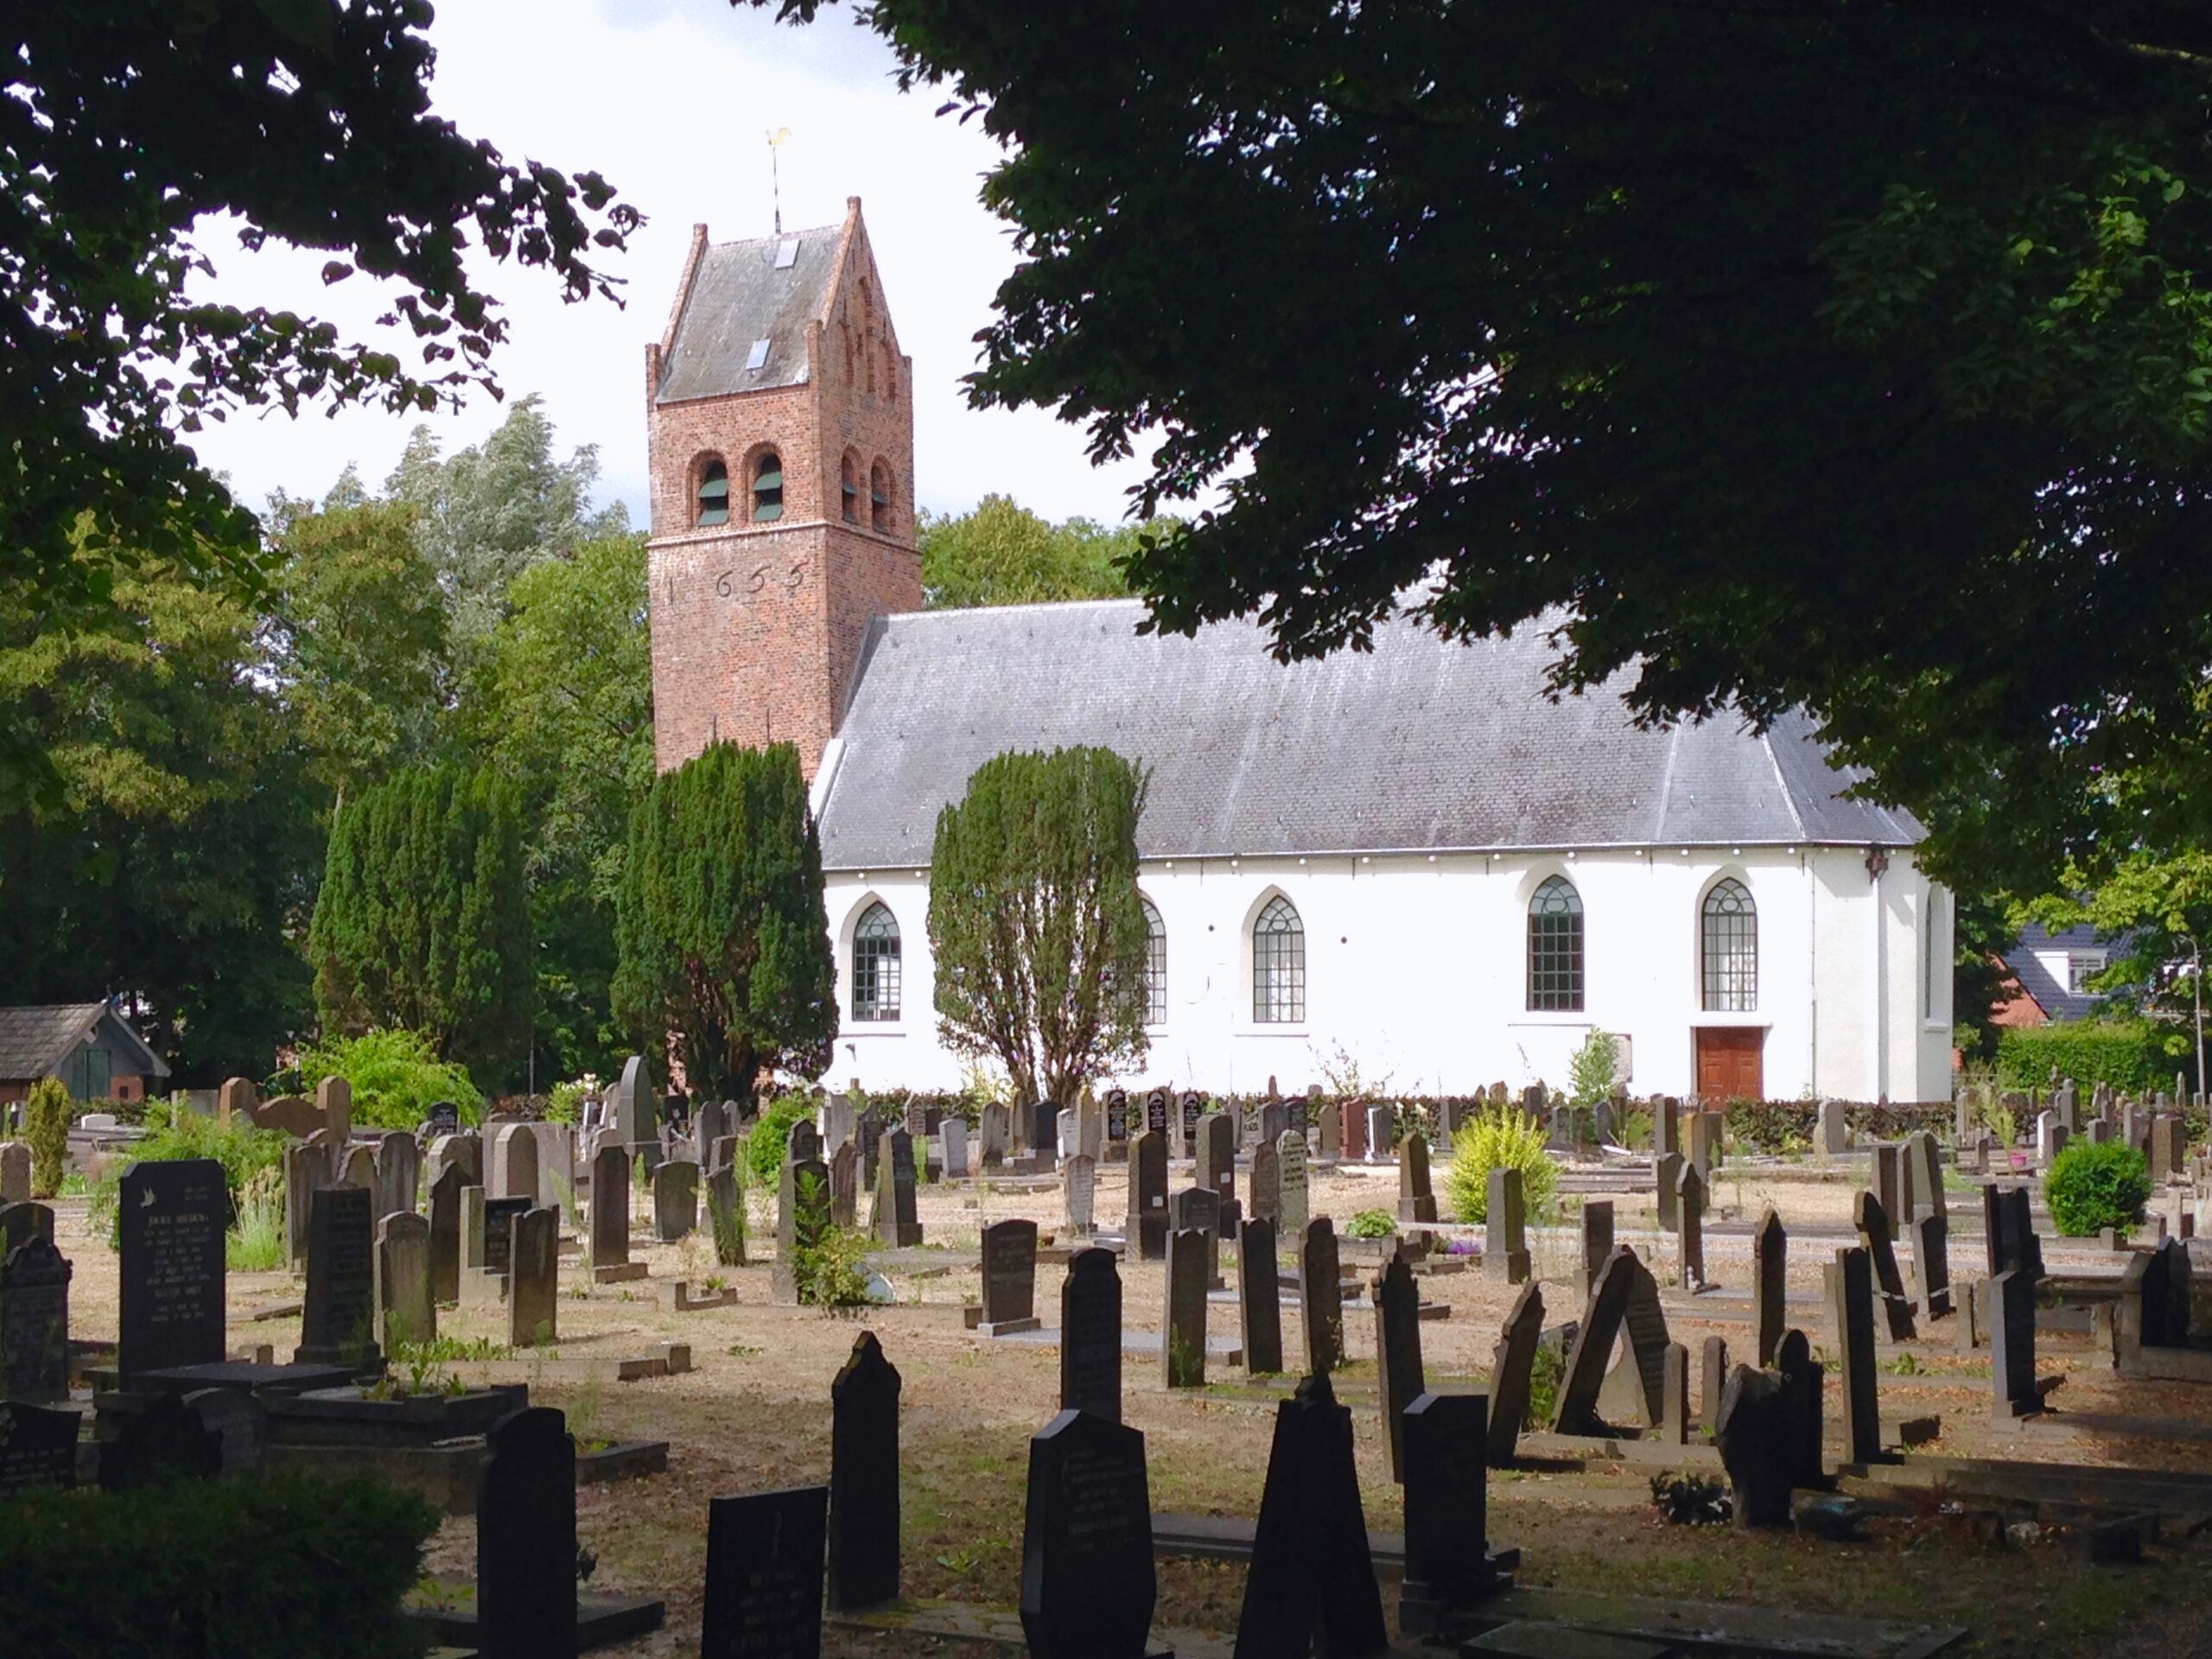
767, 127, 791, 236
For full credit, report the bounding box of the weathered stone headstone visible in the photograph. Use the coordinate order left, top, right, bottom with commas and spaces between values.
0, 1233, 71, 1402
1397, 1132, 1436, 1224
427, 1161, 464, 1305
1056, 1108, 1077, 1166
694, 1100, 728, 1172
1300, 1217, 1344, 1376
284, 1143, 326, 1270
612, 1053, 652, 1151
118, 1160, 227, 1380
1825, 1246, 1882, 1462
1853, 1190, 1916, 1340
1655, 1150, 1684, 1232
1315, 1095, 1339, 1157
654, 1159, 700, 1243
774, 1155, 830, 1305
872, 1130, 921, 1247
1374, 1255, 1425, 1481
1247, 1141, 1281, 1229
979, 1102, 1009, 1171
1578, 1198, 1614, 1303
0, 1400, 80, 1494
1339, 1098, 1369, 1161
1126, 1129, 1167, 1260
339, 1143, 376, 1192
1020, 1408, 1157, 1659
1678, 1163, 1707, 1289
1486, 1282, 1543, 1466
491, 1122, 539, 1203
980, 1219, 1041, 1335
429, 1129, 482, 1191
1911, 1211, 1954, 1321
1238, 1217, 1284, 1375
1687, 1109, 1719, 1178
1752, 1205, 1787, 1367
1700, 1334, 1729, 1429
375, 1211, 434, 1351
507, 1205, 559, 1347
1276, 1133, 1308, 1240
828, 1331, 901, 1610
1656, 1341, 1691, 1445
1167, 1186, 1222, 1291
1816, 1098, 1847, 1157
2036, 1110, 2067, 1168
938, 1116, 969, 1182
789, 1120, 823, 1168
1904, 1129, 1944, 1222
0, 1143, 29, 1205
1162, 1228, 1210, 1389
1197, 1111, 1236, 1212
589, 1144, 631, 1270
1715, 1364, 1793, 1528
1870, 1143, 1904, 1239
477, 1406, 577, 1659
1990, 1267, 2042, 1422
1554, 1245, 1643, 1433
1060, 1247, 1122, 1421
1232, 1374, 1388, 1659
1656, 1096, 1681, 1158
1485, 1166, 1529, 1283
373, 1131, 420, 1224
1063, 1154, 1096, 1236
820, 1140, 854, 1230
701, 1484, 827, 1659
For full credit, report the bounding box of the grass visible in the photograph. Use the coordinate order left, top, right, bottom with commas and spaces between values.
225, 1171, 287, 1272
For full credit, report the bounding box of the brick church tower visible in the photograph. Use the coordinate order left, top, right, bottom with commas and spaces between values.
644, 197, 919, 779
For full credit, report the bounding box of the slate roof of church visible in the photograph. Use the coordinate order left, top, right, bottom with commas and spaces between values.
0, 1003, 168, 1083
656, 221, 843, 402
813, 599, 1924, 870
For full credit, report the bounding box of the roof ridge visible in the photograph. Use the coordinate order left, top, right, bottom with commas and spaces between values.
708, 220, 842, 254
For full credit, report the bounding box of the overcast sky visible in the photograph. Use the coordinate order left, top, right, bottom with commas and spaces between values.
183, 0, 1155, 529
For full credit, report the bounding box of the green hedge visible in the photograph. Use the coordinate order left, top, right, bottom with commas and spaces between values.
1995, 1020, 2171, 1094
0, 1473, 435, 1657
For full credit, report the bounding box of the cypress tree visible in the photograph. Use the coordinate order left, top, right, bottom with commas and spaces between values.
927, 746, 1150, 1107
611, 741, 836, 1105
308, 763, 532, 1087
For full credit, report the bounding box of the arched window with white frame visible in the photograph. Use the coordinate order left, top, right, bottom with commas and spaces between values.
1701, 878, 1758, 1012
1252, 894, 1306, 1023
851, 902, 900, 1021
1528, 875, 1585, 1011
1140, 896, 1166, 1026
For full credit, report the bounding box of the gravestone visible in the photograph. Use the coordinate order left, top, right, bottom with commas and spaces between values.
980, 1219, 1041, 1335
1869, 1144, 1904, 1239
461, 1185, 486, 1274
1912, 1212, 1954, 1321
590, 1145, 632, 1269
1715, 1364, 1794, 1529
1060, 1248, 1122, 1421
1103, 1090, 1128, 1155
507, 1206, 559, 1347
1231, 1375, 1388, 1659
2036, 1110, 2066, 1168
1991, 1267, 2042, 1421
939, 1116, 968, 1181
429, 1129, 482, 1191
701, 1484, 827, 1659
1654, 1151, 1684, 1232
0, 1233, 71, 1401
0, 1401, 79, 1495
1315, 1096, 1339, 1157
1687, 1109, 1719, 1178
99, 1390, 221, 1492
297, 1184, 378, 1369
1373, 1255, 1425, 1481
482, 1194, 529, 1277
1179, 1092, 1203, 1159
1197, 1113, 1236, 1217
1030, 1101, 1058, 1164
1020, 1409, 1157, 1659
789, 1121, 823, 1167
423, 1098, 458, 1138
1486, 1282, 1544, 1466
1399, 1392, 1498, 1630
980, 1102, 1009, 1171
1398, 1132, 1436, 1224
1677, 1163, 1707, 1289
1700, 1335, 1729, 1429
823, 1092, 856, 1156
1259, 1100, 1288, 1150
374, 1131, 420, 1224
477, 1407, 577, 1659
1063, 1154, 1096, 1236
1657, 1341, 1691, 1444
1168, 1186, 1222, 1289
1249, 1141, 1281, 1227
695, 1100, 728, 1171
707, 1165, 745, 1267
1339, 1098, 1369, 1161
338, 1143, 375, 1192
1984, 1183, 2044, 1281
872, 1130, 922, 1247
1239, 1217, 1284, 1375
1127, 1130, 1168, 1261
1162, 1227, 1210, 1388
1276, 1134, 1309, 1240
1826, 1246, 1883, 1462
1816, 1098, 1847, 1156
1144, 1089, 1169, 1137
774, 1155, 830, 1305
1300, 1217, 1344, 1376
1580, 1199, 1614, 1302
375, 1211, 434, 1351
612, 1054, 652, 1150
1367, 1103, 1395, 1160
428, 1162, 465, 1305
284, 1142, 324, 1267
1484, 1166, 1529, 1283
1853, 1191, 1916, 1340
1904, 1129, 1944, 1222
1777, 1328, 1824, 1489
492, 1123, 538, 1203
0, 1200, 50, 1257
1076, 1096, 1103, 1161
1056, 1108, 1077, 1166
1554, 1245, 1643, 1433
654, 1159, 700, 1243
1752, 1206, 1787, 1366
1656, 1096, 1681, 1158
829, 1331, 901, 1610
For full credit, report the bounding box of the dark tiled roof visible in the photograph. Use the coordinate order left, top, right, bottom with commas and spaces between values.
0, 1003, 172, 1083
656, 224, 842, 403
2003, 924, 2115, 1023
814, 600, 1923, 870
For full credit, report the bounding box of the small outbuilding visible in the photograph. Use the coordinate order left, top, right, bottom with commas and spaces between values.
0, 1002, 169, 1105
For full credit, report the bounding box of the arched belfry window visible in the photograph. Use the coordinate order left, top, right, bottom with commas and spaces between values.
1252, 895, 1306, 1024
1140, 897, 1167, 1026
870, 460, 893, 534
840, 453, 861, 524
1702, 878, 1758, 1012
753, 451, 784, 523
696, 459, 729, 526
852, 902, 900, 1021
1528, 875, 1585, 1011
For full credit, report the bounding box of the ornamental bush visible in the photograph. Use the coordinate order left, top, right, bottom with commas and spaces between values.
745, 1090, 822, 1188
296, 1028, 484, 1129
2044, 1141, 2152, 1237
1444, 1103, 1558, 1225
22, 1077, 71, 1198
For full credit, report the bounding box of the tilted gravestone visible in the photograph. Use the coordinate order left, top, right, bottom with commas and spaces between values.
1752, 1206, 1787, 1366
428, 1162, 465, 1305
1231, 1375, 1389, 1659
1485, 1282, 1544, 1467
701, 1484, 828, 1659
1904, 1129, 1944, 1222
829, 1331, 901, 1611
1853, 1191, 1916, 1341
1299, 1217, 1344, 1377
1912, 1212, 1954, 1321
477, 1407, 578, 1659
1715, 1364, 1795, 1529
298, 1184, 379, 1370
1398, 1133, 1436, 1224
0, 1232, 71, 1402
0, 1400, 80, 1496
1554, 1245, 1658, 1433
871, 1130, 922, 1248
1373, 1255, 1425, 1482
1126, 1130, 1168, 1261
1580, 1199, 1614, 1303
1020, 1408, 1157, 1659
1398, 1392, 1504, 1633
1825, 1246, 1883, 1462
1239, 1217, 1284, 1375
1485, 1166, 1529, 1284
375, 1211, 435, 1352
1162, 1228, 1211, 1389
506, 1206, 559, 1348
654, 1160, 701, 1243
980, 1219, 1041, 1336
1060, 1247, 1122, 1422
1869, 1143, 1904, 1240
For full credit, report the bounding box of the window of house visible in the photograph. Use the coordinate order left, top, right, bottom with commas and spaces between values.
1252, 895, 1306, 1023
841, 454, 861, 524
870, 461, 892, 534
852, 902, 900, 1021
753, 452, 784, 522
1528, 875, 1585, 1011
1701, 878, 1757, 1012
2068, 952, 2105, 996
696, 459, 729, 526
1141, 897, 1167, 1025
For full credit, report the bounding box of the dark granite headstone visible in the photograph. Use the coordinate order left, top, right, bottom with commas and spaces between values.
1911, 1212, 1954, 1321
1178, 1092, 1203, 1158
653, 1159, 700, 1243
99, 1390, 220, 1492
1299, 1217, 1344, 1377
1020, 1409, 1157, 1659
774, 1155, 830, 1305
981, 1219, 1040, 1334
1991, 1266, 2041, 1421
0, 1401, 79, 1495
591, 1145, 631, 1268
1239, 1218, 1284, 1375
482, 1195, 531, 1276
297, 1184, 379, 1369
1144, 1090, 1168, 1136
1374, 1255, 1425, 1482
118, 1159, 226, 1378
1715, 1364, 1794, 1528
1231, 1375, 1388, 1659
1826, 1247, 1882, 1459
1, 1234, 71, 1401
1400, 1392, 1498, 1630
1677, 1164, 1707, 1289
1162, 1228, 1210, 1389
1777, 1327, 1824, 1488
1554, 1245, 1638, 1433
1060, 1248, 1122, 1422
1105, 1088, 1129, 1147
477, 1406, 578, 1659
828, 1331, 901, 1610
871, 1130, 921, 1247
1486, 1282, 1544, 1466
701, 1484, 828, 1659
1197, 1112, 1236, 1214
1397, 1133, 1436, 1224
1580, 1198, 1615, 1302
1127, 1130, 1167, 1261
1853, 1190, 1916, 1340
1276, 1135, 1309, 1239
1751, 1206, 1787, 1366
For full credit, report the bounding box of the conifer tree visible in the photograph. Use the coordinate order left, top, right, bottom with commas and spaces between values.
611, 742, 836, 1105
309, 763, 533, 1086
927, 747, 1150, 1108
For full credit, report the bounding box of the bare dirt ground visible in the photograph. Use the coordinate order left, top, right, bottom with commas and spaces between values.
51, 1153, 2212, 1657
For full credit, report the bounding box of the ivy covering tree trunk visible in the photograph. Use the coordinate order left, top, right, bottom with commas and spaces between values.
611, 742, 836, 1106
308, 763, 532, 1088
927, 746, 1150, 1110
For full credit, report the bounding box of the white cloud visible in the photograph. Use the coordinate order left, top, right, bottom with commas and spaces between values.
180, 0, 1157, 528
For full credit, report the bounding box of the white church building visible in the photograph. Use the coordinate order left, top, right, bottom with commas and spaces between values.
642, 200, 1954, 1105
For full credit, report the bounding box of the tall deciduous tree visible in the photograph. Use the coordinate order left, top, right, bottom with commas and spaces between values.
918, 494, 1145, 609
926, 747, 1149, 1108
612, 743, 835, 1105
309, 763, 533, 1087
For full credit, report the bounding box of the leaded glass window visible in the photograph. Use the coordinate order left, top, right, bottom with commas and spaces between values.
852, 902, 900, 1021
1141, 897, 1167, 1025
1528, 876, 1585, 1011
1253, 895, 1305, 1023
1701, 878, 1757, 1012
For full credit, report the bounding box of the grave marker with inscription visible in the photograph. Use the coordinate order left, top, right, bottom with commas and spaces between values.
119, 1160, 226, 1379
1060, 1248, 1122, 1422
1019, 1409, 1158, 1659
477, 1407, 577, 1659
701, 1485, 828, 1659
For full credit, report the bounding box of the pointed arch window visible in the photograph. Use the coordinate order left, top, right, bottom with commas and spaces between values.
1528, 876, 1585, 1011
840, 453, 861, 524
870, 460, 893, 534
852, 902, 900, 1021
696, 459, 729, 526
1252, 895, 1306, 1024
753, 451, 784, 522
1702, 878, 1758, 1012
1140, 896, 1167, 1026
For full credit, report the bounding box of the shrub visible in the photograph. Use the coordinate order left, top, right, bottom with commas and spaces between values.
22, 1077, 72, 1198
2044, 1141, 2152, 1237
745, 1090, 819, 1188
89, 1100, 288, 1249
1444, 1103, 1558, 1225
792, 1220, 874, 1310
1346, 1208, 1395, 1239
1996, 1020, 2167, 1094
1724, 1097, 1817, 1154
543, 1077, 594, 1126
296, 1029, 484, 1129
0, 1472, 435, 1658
1567, 1029, 1621, 1109
227, 1168, 289, 1272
